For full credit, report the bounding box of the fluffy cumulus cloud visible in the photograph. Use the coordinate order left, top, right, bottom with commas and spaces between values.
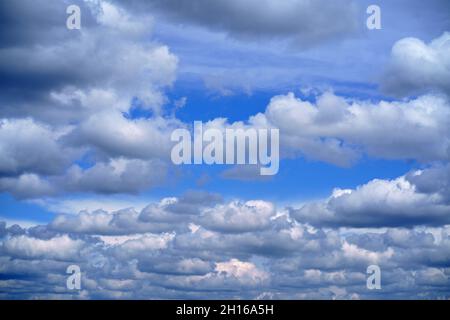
1, 185, 449, 299
2, 234, 85, 260
0, 0, 182, 198
200, 200, 276, 233
291, 165, 450, 228
0, 119, 72, 176
0, 0, 178, 121
259, 91, 450, 165
382, 32, 450, 97
202, 91, 450, 167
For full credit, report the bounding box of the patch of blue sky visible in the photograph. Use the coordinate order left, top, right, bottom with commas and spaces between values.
138, 156, 417, 205
0, 193, 55, 225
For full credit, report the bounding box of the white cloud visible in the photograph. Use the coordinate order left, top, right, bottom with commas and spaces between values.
1, 234, 84, 261
0, 0, 182, 198
382, 32, 450, 97
0, 118, 72, 176
115, 232, 174, 252
50, 207, 180, 235
291, 166, 450, 228
64, 158, 168, 194
192, 91, 450, 168
214, 259, 269, 286
253, 91, 450, 165
200, 200, 276, 233
64, 112, 182, 161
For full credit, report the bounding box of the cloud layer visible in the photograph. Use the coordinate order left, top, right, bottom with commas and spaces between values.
292, 165, 450, 228
1, 0, 449, 300
1, 179, 449, 299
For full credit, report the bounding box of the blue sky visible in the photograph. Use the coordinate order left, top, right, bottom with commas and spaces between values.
0, 0, 449, 299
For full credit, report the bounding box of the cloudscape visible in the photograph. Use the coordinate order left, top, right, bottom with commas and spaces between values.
0, 0, 449, 299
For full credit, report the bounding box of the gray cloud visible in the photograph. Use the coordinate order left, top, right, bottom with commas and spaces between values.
63, 158, 168, 195
0, 119, 73, 177
0, 0, 177, 123
406, 164, 450, 203
0, 158, 169, 198
120, 0, 359, 48
0, 174, 55, 199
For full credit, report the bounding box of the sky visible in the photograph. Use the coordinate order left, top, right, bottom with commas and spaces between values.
0, 0, 449, 299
